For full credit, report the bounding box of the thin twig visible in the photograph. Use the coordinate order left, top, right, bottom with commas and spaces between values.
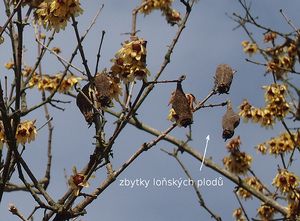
71, 16, 93, 82
233, 190, 250, 221
161, 149, 222, 221
94, 30, 106, 76
71, 124, 177, 216
105, 108, 288, 215
0, 0, 22, 38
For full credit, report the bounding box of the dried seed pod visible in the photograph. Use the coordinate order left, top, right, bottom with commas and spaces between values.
169, 82, 193, 127
222, 101, 240, 140
76, 83, 94, 125
94, 72, 113, 108
214, 64, 234, 94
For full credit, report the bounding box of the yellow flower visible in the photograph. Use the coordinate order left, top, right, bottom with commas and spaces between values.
68, 167, 89, 196
241, 40, 258, 56
237, 177, 263, 200
164, 8, 181, 25
273, 169, 299, 194
28, 74, 41, 88
22, 65, 34, 77
111, 38, 150, 82
167, 108, 177, 122
261, 132, 295, 156
140, 0, 173, 15
15, 120, 37, 145
239, 99, 253, 121
5, 61, 14, 70
226, 136, 241, 152
223, 151, 252, 175
58, 74, 81, 93
35, 0, 83, 32
52, 47, 61, 54
233, 208, 246, 221
256, 143, 268, 154
257, 203, 276, 221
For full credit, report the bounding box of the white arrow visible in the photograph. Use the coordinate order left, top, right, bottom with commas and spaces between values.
200, 135, 210, 171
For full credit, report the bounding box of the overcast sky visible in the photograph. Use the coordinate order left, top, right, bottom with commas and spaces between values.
1, 0, 300, 220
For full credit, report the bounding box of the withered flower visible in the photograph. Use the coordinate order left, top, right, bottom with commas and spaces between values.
68, 167, 90, 196
94, 72, 114, 108
169, 81, 193, 127
222, 101, 240, 140
76, 83, 94, 125
214, 64, 234, 94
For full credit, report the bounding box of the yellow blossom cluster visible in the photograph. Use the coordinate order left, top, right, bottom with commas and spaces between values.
28, 73, 81, 93
264, 84, 289, 119
15, 120, 37, 145
34, 0, 83, 32
223, 152, 252, 175
257, 132, 299, 156
233, 208, 246, 221
239, 84, 289, 128
257, 203, 276, 221
237, 177, 264, 199
223, 137, 252, 175
273, 169, 299, 194
0, 120, 37, 146
110, 38, 150, 82
265, 40, 297, 79
243, 33, 298, 79
241, 41, 258, 56
139, 0, 181, 25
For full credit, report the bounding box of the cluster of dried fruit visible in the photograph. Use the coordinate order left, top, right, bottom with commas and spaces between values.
76, 71, 122, 125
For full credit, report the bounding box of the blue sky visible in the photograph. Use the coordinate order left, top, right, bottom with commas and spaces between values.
1, 0, 300, 220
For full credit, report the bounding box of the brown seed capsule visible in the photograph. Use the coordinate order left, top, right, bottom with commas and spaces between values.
214, 64, 234, 94
169, 82, 193, 127
222, 101, 240, 140
76, 83, 94, 125
94, 72, 113, 108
